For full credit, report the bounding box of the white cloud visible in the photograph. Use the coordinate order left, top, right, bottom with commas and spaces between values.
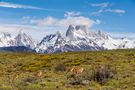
29, 10, 102, 29
108, 32, 135, 39
95, 19, 101, 24
0, 1, 66, 12
21, 16, 32, 24
32, 16, 58, 26
31, 15, 99, 28
0, 24, 50, 41
91, 2, 126, 16
91, 9, 104, 16
64, 11, 81, 17
91, 2, 110, 8
2, 12, 101, 41
91, 9, 126, 16
0, 1, 43, 9
105, 9, 126, 14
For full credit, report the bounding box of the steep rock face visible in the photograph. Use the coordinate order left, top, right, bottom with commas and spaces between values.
36, 25, 105, 53
35, 32, 66, 53
15, 31, 36, 49
66, 25, 89, 41
0, 32, 15, 47
0, 25, 135, 53
118, 38, 135, 49
36, 24, 135, 53
0, 31, 36, 51
66, 24, 75, 38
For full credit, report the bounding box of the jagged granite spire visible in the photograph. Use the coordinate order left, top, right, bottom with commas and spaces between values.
15, 31, 36, 49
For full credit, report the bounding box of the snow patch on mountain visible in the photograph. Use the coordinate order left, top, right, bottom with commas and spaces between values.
0, 31, 36, 49
15, 31, 36, 49
0, 24, 135, 53
0, 32, 15, 47
36, 24, 135, 53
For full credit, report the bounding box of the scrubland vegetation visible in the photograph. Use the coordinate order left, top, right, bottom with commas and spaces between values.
0, 49, 135, 90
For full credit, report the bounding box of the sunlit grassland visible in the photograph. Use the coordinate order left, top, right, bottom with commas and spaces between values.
0, 49, 135, 90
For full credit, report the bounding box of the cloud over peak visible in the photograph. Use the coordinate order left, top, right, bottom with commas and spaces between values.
30, 12, 100, 28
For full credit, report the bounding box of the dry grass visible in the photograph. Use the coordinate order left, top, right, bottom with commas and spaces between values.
0, 49, 135, 89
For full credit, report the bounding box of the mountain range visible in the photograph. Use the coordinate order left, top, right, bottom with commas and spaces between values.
0, 24, 135, 53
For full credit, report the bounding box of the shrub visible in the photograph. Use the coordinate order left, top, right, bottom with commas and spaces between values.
23, 76, 38, 84
66, 67, 89, 85
54, 64, 66, 72
67, 65, 116, 85
67, 73, 84, 85
92, 65, 116, 84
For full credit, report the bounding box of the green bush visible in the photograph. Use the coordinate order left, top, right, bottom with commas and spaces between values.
54, 64, 66, 72
92, 65, 116, 84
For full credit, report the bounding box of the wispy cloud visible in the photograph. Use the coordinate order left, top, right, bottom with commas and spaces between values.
29, 12, 101, 28
31, 16, 95, 28
0, 1, 43, 10
105, 9, 126, 14
64, 11, 81, 17
0, 1, 68, 12
90, 2, 126, 16
108, 32, 135, 39
91, 2, 110, 8
91, 9, 104, 16
19, 11, 101, 30
0, 24, 54, 41
91, 9, 126, 16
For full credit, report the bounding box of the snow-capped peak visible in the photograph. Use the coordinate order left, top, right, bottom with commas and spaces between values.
0, 32, 15, 47
15, 31, 36, 49
0, 24, 135, 54
96, 30, 111, 39
39, 31, 64, 46
66, 24, 90, 41
66, 24, 75, 39
0, 32, 12, 38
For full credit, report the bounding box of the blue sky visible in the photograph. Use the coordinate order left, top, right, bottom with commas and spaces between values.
0, 0, 135, 40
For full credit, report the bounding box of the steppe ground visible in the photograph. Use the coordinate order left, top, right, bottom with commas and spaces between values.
0, 49, 135, 90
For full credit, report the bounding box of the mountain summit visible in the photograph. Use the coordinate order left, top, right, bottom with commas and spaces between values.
0, 31, 36, 50
0, 32, 15, 47
66, 25, 89, 41
0, 25, 135, 53
36, 24, 135, 53
15, 31, 36, 49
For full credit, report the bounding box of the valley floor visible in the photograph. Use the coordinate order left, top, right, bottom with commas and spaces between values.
0, 49, 135, 90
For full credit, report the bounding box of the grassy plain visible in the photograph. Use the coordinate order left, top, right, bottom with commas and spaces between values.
0, 49, 135, 90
